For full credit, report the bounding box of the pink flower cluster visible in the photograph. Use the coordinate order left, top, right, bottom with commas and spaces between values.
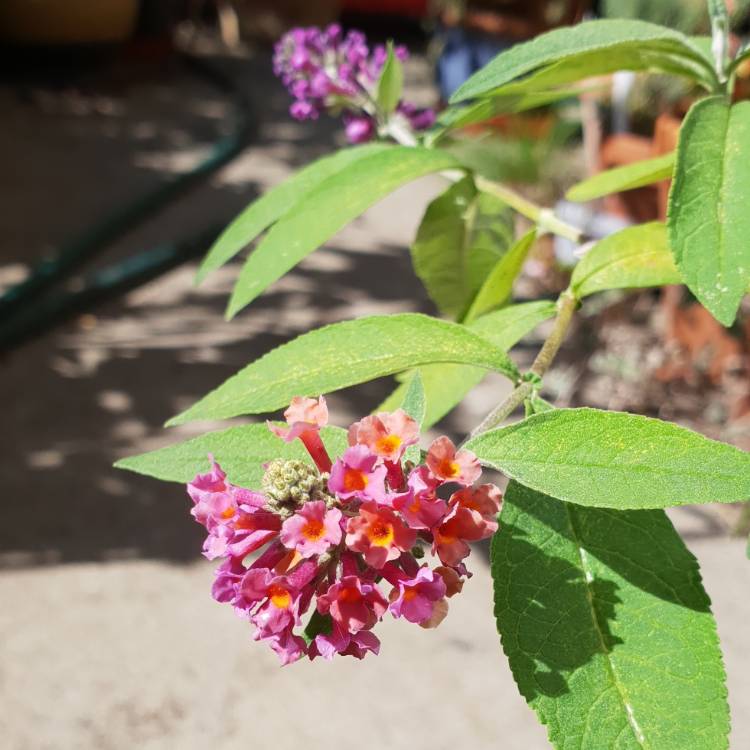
188, 396, 501, 665
272, 24, 435, 143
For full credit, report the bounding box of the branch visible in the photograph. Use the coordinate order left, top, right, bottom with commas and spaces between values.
474, 176, 584, 243
469, 290, 577, 438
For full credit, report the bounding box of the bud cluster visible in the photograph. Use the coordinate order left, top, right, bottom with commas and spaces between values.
262, 459, 332, 516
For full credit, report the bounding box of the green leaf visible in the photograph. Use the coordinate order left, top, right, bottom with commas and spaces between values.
450, 20, 718, 103
377, 301, 555, 427
410, 177, 513, 319
667, 96, 750, 326
226, 146, 461, 319
689, 36, 718, 69
464, 229, 536, 322
566, 152, 674, 202
398, 371, 425, 464
493, 481, 729, 750
168, 313, 519, 425
571, 222, 681, 299
302, 610, 333, 646
398, 370, 426, 426
114, 423, 348, 489
435, 87, 584, 135
195, 143, 391, 284
466, 407, 750, 509
376, 41, 403, 115
524, 391, 555, 417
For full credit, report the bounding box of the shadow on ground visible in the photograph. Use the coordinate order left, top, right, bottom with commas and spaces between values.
0, 43, 451, 566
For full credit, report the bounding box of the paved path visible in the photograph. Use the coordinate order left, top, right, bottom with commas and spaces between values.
0, 47, 748, 749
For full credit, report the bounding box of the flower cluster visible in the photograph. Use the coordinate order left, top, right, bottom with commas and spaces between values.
272, 24, 435, 143
188, 396, 501, 665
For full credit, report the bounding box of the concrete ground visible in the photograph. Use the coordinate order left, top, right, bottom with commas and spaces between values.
0, 43, 748, 749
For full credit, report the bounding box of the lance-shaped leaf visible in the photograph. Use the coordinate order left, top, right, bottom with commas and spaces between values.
466, 407, 750, 509
667, 96, 750, 326
168, 314, 519, 426
493, 481, 729, 750
115, 424, 348, 489
464, 229, 536, 321
398, 370, 426, 426
226, 147, 461, 319
376, 42, 403, 115
435, 87, 584, 135
450, 20, 718, 103
195, 143, 391, 283
378, 301, 555, 427
571, 222, 681, 298
410, 177, 513, 320
398, 371, 426, 464
566, 152, 674, 202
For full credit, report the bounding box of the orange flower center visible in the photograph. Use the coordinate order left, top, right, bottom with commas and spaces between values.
408, 497, 421, 514
268, 584, 292, 609
434, 527, 455, 544
375, 434, 402, 455
302, 518, 325, 541
367, 519, 394, 547
438, 459, 460, 478
343, 468, 368, 492
220, 506, 236, 520
338, 586, 363, 604
402, 588, 419, 602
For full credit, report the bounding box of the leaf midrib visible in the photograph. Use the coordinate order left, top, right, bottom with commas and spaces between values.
564, 505, 648, 749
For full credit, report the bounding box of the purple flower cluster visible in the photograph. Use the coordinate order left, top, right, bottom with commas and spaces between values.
272, 23, 435, 143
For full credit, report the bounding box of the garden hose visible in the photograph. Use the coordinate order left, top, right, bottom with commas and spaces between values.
0, 52, 256, 349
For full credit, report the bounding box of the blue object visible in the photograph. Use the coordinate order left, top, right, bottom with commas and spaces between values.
436, 26, 512, 100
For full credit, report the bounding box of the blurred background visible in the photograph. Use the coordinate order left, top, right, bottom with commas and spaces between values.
1, 1, 749, 748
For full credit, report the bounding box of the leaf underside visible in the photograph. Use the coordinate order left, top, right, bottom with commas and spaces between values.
571, 222, 680, 299
410, 177, 514, 320
450, 20, 716, 102
566, 152, 675, 202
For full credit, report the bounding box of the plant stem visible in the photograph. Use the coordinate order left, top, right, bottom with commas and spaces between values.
383, 118, 418, 146
384, 126, 585, 243
529, 289, 577, 379
469, 290, 577, 438
474, 176, 583, 243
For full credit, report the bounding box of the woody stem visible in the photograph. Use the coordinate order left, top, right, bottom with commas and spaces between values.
469, 290, 578, 438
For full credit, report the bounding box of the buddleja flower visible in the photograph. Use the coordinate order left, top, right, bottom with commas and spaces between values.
272, 24, 435, 143
187, 396, 502, 665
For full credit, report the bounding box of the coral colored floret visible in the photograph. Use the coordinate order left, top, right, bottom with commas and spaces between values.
185, 398, 500, 664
